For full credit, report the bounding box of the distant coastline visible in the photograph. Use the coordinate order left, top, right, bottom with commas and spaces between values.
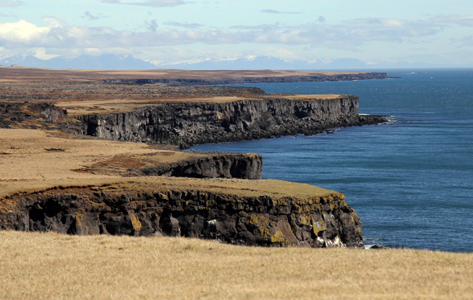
0, 67, 389, 85
102, 72, 390, 86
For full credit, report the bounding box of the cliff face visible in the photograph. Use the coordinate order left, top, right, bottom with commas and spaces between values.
0, 102, 80, 131
138, 153, 263, 179
0, 182, 364, 248
81, 152, 263, 180
78, 96, 384, 148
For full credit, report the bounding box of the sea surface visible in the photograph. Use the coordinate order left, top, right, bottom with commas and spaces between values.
190, 69, 473, 253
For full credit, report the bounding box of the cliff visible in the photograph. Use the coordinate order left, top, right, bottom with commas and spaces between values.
0, 128, 363, 248
0, 178, 363, 248
0, 67, 389, 84
103, 72, 389, 86
80, 152, 263, 180
77, 95, 385, 148
0, 128, 262, 199
0, 79, 381, 249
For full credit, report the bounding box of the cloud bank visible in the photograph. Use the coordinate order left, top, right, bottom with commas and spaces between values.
101, 0, 187, 7
0, 13, 471, 65
0, 0, 23, 7
0, 17, 446, 49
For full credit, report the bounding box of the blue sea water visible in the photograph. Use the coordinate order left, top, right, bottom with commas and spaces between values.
191, 69, 473, 253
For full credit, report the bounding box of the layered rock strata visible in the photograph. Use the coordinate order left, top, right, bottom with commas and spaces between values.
0, 179, 364, 248
78, 96, 385, 148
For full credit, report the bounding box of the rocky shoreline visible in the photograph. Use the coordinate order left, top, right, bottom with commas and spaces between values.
77, 94, 386, 148
0, 75, 389, 248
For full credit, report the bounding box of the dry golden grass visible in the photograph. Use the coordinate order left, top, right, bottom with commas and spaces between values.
0, 67, 363, 82
0, 128, 170, 197
0, 129, 208, 196
55, 95, 344, 115
0, 128, 335, 205
55, 96, 258, 115
275, 94, 343, 100
1, 231, 472, 300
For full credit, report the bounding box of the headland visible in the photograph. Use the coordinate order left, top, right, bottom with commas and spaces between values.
0, 67, 387, 248
0, 66, 389, 84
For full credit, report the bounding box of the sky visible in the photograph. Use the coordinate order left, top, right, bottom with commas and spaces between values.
0, 0, 473, 67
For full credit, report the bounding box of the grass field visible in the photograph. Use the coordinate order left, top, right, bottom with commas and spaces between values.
1, 231, 472, 299
0, 66, 363, 82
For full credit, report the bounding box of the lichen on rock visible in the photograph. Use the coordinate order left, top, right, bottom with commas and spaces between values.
0, 180, 364, 248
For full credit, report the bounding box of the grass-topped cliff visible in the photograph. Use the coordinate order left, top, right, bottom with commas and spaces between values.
0, 66, 389, 84
2, 68, 469, 299
0, 128, 362, 248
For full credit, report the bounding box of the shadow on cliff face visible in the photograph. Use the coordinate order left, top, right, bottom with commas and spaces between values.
1, 184, 364, 248
77, 96, 386, 148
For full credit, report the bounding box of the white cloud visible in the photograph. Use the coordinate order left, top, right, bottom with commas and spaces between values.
42, 17, 66, 28
258, 47, 300, 61
338, 18, 441, 42
431, 15, 473, 27
261, 9, 300, 15
0, 20, 49, 44
164, 21, 203, 29
0, 0, 23, 7
0, 16, 452, 65
101, 0, 187, 7
33, 47, 58, 60
0, 17, 444, 50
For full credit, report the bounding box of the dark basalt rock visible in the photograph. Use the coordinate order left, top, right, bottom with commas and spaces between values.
0, 102, 83, 132
0, 185, 364, 248
137, 153, 263, 179
77, 96, 386, 148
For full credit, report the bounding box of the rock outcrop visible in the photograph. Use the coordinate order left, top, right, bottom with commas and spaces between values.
0, 179, 364, 248
78, 96, 385, 148
81, 152, 263, 180
0, 102, 79, 131
138, 153, 262, 179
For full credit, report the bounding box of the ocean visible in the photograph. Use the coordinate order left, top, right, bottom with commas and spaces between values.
190, 69, 473, 253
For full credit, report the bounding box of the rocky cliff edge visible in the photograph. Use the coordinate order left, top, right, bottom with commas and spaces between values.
0, 80, 379, 248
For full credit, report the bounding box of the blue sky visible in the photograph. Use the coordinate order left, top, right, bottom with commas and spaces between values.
1, 0, 473, 67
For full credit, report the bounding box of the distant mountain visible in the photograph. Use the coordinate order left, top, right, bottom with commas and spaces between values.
2, 54, 459, 71
0, 55, 47, 68
0, 54, 157, 70
322, 58, 369, 69
159, 57, 317, 70
2, 55, 373, 71
158, 57, 471, 70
